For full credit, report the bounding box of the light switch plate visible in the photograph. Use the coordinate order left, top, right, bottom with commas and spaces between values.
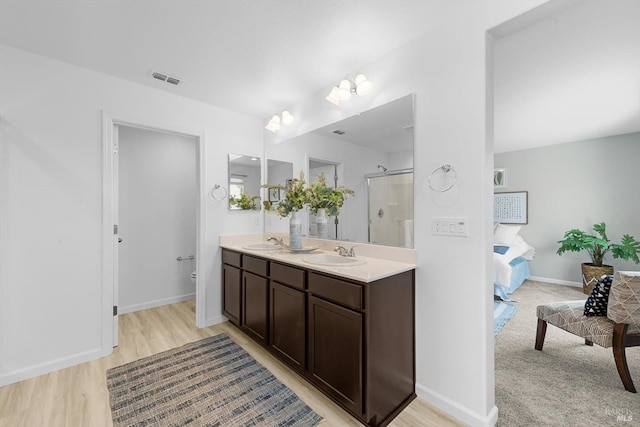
431, 217, 468, 237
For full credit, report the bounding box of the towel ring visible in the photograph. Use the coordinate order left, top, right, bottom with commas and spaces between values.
428, 164, 457, 192
209, 184, 228, 201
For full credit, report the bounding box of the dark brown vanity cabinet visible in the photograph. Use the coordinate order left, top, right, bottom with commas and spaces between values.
220, 248, 415, 427
241, 255, 269, 345
221, 250, 242, 326
308, 295, 363, 415
269, 262, 307, 373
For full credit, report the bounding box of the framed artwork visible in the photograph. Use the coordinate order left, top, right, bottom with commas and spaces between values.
494, 191, 528, 224
494, 168, 507, 188
268, 188, 280, 202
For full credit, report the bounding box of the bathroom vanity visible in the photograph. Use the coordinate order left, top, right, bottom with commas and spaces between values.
220, 242, 416, 427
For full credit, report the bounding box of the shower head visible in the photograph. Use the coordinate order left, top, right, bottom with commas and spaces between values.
377, 165, 388, 172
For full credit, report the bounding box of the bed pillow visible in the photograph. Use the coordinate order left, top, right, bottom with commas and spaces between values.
584, 275, 614, 317
493, 245, 510, 254
494, 223, 522, 245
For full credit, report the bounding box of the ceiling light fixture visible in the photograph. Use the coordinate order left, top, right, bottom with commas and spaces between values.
265, 111, 294, 133
326, 74, 373, 106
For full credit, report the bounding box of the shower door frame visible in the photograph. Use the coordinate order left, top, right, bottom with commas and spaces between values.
365, 168, 414, 246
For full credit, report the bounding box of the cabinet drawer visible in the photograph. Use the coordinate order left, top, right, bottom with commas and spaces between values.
271, 262, 306, 290
309, 272, 362, 311
222, 249, 242, 268
243, 255, 269, 277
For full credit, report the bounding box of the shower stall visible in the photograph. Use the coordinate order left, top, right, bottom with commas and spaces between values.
366, 168, 414, 247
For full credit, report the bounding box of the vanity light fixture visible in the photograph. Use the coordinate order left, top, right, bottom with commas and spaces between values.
326, 74, 373, 106
265, 110, 294, 133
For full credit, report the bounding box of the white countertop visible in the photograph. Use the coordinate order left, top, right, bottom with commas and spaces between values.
219, 238, 416, 283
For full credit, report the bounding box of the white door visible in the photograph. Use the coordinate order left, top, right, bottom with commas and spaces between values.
117, 126, 197, 317
113, 126, 120, 347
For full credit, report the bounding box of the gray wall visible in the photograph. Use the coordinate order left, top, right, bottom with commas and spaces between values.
495, 132, 640, 284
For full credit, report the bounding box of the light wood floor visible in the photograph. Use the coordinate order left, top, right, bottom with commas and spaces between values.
0, 301, 464, 427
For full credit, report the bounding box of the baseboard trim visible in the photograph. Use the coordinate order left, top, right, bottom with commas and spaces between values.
206, 314, 228, 327
416, 383, 498, 427
529, 276, 581, 288
119, 293, 195, 314
0, 347, 105, 388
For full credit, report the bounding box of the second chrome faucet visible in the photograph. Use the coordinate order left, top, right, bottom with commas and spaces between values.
334, 245, 356, 257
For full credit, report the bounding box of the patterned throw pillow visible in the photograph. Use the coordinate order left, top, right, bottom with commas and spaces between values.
584, 275, 614, 317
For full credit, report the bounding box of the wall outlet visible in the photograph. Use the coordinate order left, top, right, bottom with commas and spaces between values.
431, 217, 468, 237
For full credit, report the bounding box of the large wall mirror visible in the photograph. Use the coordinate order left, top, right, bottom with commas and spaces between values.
265, 94, 414, 247
228, 154, 261, 210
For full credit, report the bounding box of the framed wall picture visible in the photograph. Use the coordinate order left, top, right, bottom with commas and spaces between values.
494, 168, 507, 188
268, 188, 280, 202
494, 191, 528, 224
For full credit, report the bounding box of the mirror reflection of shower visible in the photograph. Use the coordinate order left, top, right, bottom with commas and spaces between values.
367, 168, 413, 248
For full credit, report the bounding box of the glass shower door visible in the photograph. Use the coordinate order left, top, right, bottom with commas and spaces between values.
367, 171, 413, 247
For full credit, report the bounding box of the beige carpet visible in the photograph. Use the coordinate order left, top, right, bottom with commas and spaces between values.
495, 280, 640, 427
107, 334, 323, 427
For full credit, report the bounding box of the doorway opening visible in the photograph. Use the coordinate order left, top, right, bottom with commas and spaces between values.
102, 112, 206, 350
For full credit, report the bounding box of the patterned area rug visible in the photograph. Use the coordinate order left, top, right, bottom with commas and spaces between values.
494, 301, 517, 336
107, 334, 323, 426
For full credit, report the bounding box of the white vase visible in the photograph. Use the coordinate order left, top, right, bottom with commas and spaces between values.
316, 208, 329, 238
289, 210, 302, 249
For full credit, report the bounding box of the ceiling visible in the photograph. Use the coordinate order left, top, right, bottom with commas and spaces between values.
1, 0, 638, 153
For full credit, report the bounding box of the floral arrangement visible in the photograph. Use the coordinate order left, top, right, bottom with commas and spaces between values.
229, 192, 260, 210
262, 171, 354, 217
307, 172, 354, 217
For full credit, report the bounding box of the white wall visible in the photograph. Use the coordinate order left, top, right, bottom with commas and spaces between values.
495, 132, 640, 284
388, 150, 413, 171
0, 44, 263, 386
264, 1, 548, 425
118, 126, 196, 312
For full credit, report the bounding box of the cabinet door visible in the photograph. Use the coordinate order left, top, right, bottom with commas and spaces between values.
270, 282, 306, 373
308, 296, 362, 416
242, 271, 268, 345
222, 264, 241, 326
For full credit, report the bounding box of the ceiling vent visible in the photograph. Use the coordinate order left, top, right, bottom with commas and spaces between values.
150, 70, 183, 86
332, 130, 346, 135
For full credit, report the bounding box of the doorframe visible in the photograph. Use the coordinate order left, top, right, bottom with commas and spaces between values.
102, 111, 207, 351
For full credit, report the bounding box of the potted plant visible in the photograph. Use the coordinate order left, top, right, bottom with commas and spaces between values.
262, 172, 309, 248
307, 172, 354, 238
229, 192, 259, 210
557, 222, 640, 294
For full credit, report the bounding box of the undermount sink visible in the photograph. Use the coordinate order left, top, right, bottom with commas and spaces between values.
302, 253, 367, 267
242, 243, 280, 251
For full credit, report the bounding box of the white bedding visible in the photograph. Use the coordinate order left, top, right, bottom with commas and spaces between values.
494, 234, 535, 288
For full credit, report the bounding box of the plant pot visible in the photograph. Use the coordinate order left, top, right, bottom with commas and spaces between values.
316, 208, 329, 238
581, 263, 614, 294
289, 210, 302, 249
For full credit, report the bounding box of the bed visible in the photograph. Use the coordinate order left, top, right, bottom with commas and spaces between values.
493, 224, 535, 301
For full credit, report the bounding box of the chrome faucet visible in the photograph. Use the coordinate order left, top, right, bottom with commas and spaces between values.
267, 237, 283, 245
334, 245, 356, 257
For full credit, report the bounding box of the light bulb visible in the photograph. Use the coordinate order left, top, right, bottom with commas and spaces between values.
265, 115, 281, 133
355, 74, 372, 95
281, 111, 294, 126
337, 79, 352, 101
326, 87, 341, 105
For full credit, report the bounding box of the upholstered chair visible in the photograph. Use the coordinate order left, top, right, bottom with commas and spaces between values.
534, 271, 640, 392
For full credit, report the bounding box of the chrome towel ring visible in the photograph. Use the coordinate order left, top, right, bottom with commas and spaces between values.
428, 164, 457, 192
209, 184, 228, 201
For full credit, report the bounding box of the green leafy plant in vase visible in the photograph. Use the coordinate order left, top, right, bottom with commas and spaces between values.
557, 222, 640, 294
307, 172, 355, 217
229, 192, 260, 210
307, 172, 355, 239
262, 172, 309, 248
